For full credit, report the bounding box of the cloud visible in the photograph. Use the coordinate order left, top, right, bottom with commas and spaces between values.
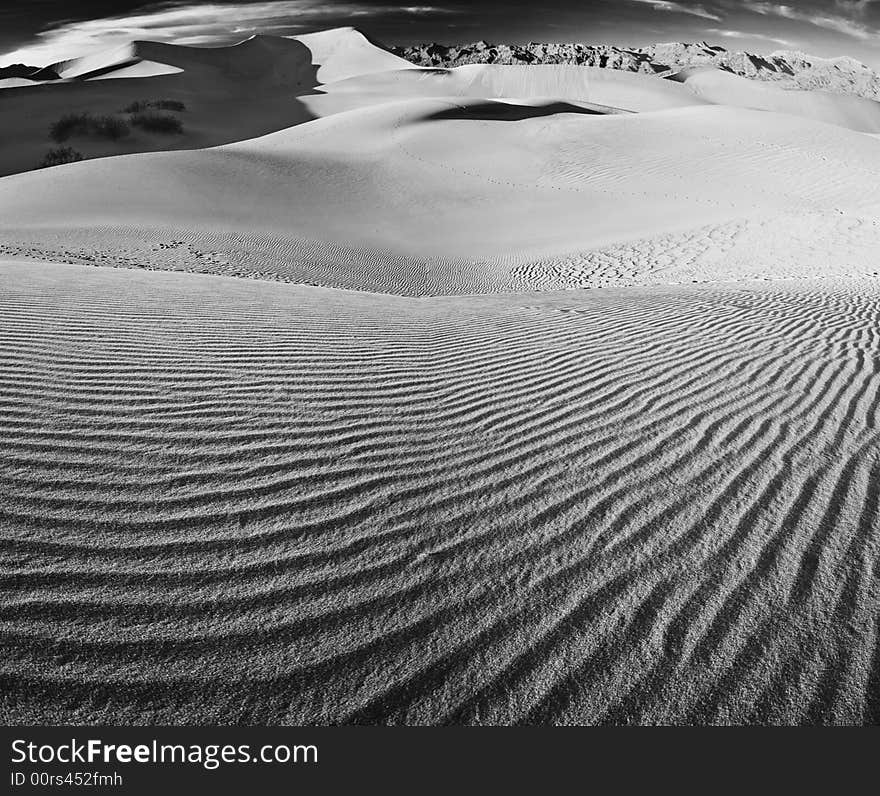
703, 27, 797, 47
742, 2, 876, 40
0, 1, 453, 66
626, 0, 723, 21
833, 0, 879, 16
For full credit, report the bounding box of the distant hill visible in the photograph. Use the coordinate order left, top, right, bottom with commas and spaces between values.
0, 63, 60, 81
392, 40, 880, 101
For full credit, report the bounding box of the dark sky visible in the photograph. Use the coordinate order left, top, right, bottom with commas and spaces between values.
3, 1, 880, 67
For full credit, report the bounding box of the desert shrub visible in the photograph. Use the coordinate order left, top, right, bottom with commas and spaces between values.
90, 114, 130, 140
130, 111, 183, 134
49, 112, 129, 142
39, 146, 83, 168
123, 99, 186, 113
49, 113, 90, 142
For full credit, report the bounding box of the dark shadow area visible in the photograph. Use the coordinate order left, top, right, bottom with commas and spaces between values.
0, 35, 323, 176
663, 67, 705, 84
746, 54, 779, 74
424, 99, 626, 122
72, 59, 142, 81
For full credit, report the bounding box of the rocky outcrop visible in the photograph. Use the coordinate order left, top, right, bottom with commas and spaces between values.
391, 40, 880, 100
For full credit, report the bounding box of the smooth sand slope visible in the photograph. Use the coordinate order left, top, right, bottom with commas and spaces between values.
3, 97, 880, 294
301, 63, 710, 117
1, 261, 878, 725
672, 66, 880, 133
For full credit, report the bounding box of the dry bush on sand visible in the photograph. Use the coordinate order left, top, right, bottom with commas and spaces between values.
49, 113, 129, 142
39, 146, 84, 168
123, 99, 187, 113
130, 112, 184, 134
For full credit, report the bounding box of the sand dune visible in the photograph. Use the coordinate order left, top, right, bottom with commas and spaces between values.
2, 26, 880, 726
308, 62, 880, 131
396, 39, 880, 102
50, 43, 183, 80
0, 27, 405, 177
1, 260, 878, 725
672, 67, 880, 133
0, 78, 38, 89
296, 28, 413, 82
303, 64, 707, 118
48, 29, 408, 85
4, 25, 877, 182
3, 98, 880, 294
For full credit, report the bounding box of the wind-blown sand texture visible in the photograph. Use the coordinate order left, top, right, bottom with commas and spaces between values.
1, 27, 879, 725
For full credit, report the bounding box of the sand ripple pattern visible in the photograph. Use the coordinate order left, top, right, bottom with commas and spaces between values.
2, 261, 879, 725
4, 207, 880, 299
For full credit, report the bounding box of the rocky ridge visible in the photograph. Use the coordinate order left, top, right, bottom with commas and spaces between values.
391, 40, 880, 100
